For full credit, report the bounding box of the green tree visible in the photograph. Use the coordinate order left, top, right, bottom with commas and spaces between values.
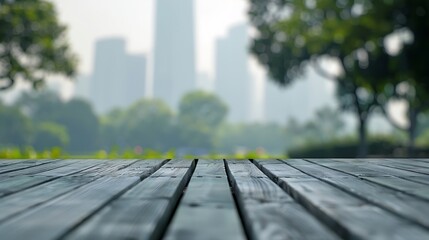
56, 99, 99, 153
248, 0, 418, 157
178, 91, 228, 150
15, 91, 99, 153
0, 102, 31, 147
123, 99, 175, 151
33, 122, 69, 151
0, 0, 77, 90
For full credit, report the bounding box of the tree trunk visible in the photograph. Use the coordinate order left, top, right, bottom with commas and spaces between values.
357, 117, 368, 158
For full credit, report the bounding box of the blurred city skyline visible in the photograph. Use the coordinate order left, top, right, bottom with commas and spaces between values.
2, 0, 338, 124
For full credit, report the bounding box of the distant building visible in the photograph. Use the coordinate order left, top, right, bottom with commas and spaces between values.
215, 24, 252, 122
153, 0, 196, 109
90, 38, 146, 113
125, 54, 147, 106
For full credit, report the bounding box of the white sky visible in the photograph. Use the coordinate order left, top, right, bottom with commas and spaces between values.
51, 0, 249, 76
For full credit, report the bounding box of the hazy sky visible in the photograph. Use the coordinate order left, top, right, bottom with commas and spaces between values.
51, 0, 249, 76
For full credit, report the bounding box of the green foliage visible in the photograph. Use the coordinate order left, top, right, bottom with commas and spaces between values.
217, 122, 287, 154
100, 99, 177, 152
178, 91, 228, 150
288, 135, 399, 158
0, 103, 32, 147
179, 91, 228, 129
15, 90, 99, 154
248, 0, 429, 156
0, 0, 77, 90
33, 122, 68, 151
55, 99, 99, 153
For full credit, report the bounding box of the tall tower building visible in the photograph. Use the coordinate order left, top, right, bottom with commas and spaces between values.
153, 0, 196, 108
125, 54, 147, 106
215, 24, 252, 122
91, 38, 127, 113
90, 38, 146, 113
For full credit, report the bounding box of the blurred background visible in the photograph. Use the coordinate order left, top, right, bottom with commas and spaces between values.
0, 0, 428, 158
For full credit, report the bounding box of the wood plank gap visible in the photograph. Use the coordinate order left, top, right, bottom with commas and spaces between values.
149, 159, 197, 240
305, 159, 429, 203
57, 160, 170, 240
0, 160, 55, 175
224, 159, 254, 240
301, 159, 429, 229
251, 159, 429, 239
0, 161, 165, 240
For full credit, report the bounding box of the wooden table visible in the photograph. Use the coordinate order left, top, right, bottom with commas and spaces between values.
0, 159, 428, 239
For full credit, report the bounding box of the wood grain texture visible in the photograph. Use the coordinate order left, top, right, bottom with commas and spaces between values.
164, 160, 246, 240
0, 159, 426, 239
65, 161, 191, 240
273, 161, 429, 240
294, 160, 429, 229
226, 160, 339, 240
0, 160, 165, 240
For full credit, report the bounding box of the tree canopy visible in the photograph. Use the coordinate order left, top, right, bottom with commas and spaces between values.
0, 0, 77, 90
248, 0, 429, 156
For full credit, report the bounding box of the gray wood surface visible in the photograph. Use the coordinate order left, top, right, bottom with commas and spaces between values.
0, 160, 164, 240
65, 161, 191, 240
275, 160, 429, 239
0, 159, 426, 239
226, 160, 339, 240
296, 159, 429, 229
164, 160, 246, 240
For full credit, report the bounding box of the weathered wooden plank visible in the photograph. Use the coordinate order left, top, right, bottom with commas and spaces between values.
0, 160, 24, 167
0, 175, 53, 198
0, 176, 138, 240
362, 176, 429, 200
0, 161, 100, 198
280, 177, 429, 239
68, 160, 137, 178
226, 160, 339, 240
0, 160, 54, 175
163, 159, 194, 168
65, 162, 192, 240
254, 160, 311, 182
261, 162, 429, 239
285, 160, 351, 179
328, 177, 429, 228
379, 162, 429, 175
306, 159, 429, 200
193, 159, 225, 177
0, 160, 73, 177
252, 159, 285, 165
0, 176, 93, 223
0, 160, 166, 240
385, 159, 429, 169
164, 160, 246, 240
109, 159, 167, 179
316, 160, 425, 177
227, 160, 268, 178
293, 160, 429, 229
34, 160, 100, 177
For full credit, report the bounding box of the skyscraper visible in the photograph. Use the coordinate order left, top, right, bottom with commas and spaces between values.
125, 54, 147, 106
90, 38, 146, 113
153, 0, 196, 108
215, 24, 252, 122
91, 38, 127, 113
